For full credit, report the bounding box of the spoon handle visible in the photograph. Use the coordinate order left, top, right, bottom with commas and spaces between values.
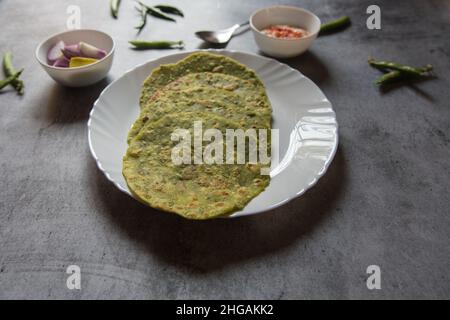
231, 21, 249, 32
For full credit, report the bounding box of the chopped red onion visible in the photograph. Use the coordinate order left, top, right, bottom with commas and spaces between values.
52, 57, 70, 68
61, 44, 81, 59
47, 40, 65, 65
79, 42, 107, 59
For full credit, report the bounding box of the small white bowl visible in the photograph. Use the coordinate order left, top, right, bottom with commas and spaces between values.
250, 6, 321, 58
36, 29, 115, 87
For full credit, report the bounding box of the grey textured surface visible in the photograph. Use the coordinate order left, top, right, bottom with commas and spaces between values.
0, 0, 449, 300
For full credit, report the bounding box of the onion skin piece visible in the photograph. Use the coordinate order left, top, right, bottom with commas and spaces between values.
79, 42, 107, 59
53, 57, 70, 68
47, 40, 65, 64
61, 44, 81, 59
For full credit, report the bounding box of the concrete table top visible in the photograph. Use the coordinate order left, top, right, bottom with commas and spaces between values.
0, 0, 449, 299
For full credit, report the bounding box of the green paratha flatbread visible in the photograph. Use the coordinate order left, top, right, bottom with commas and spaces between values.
139, 52, 264, 109
123, 111, 270, 220
128, 84, 271, 143
123, 52, 273, 219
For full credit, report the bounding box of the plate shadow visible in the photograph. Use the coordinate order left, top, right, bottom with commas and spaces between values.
262, 51, 330, 86
88, 146, 347, 274
36, 78, 112, 125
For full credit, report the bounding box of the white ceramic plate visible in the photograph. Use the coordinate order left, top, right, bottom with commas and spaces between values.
88, 50, 338, 218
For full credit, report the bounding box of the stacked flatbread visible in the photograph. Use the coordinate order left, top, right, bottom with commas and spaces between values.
123, 52, 272, 219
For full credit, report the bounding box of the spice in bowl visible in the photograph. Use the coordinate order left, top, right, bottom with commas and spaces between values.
261, 25, 309, 39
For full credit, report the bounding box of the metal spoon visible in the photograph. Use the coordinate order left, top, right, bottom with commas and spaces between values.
195, 21, 250, 44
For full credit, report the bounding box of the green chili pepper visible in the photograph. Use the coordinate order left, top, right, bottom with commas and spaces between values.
2, 52, 24, 95
146, 6, 176, 22
320, 16, 351, 34
135, 5, 148, 33
129, 40, 184, 49
110, 0, 121, 19
138, 2, 176, 22
154, 5, 184, 17
0, 69, 23, 90
134, 2, 184, 32
375, 70, 404, 86
369, 58, 433, 76
375, 68, 433, 86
